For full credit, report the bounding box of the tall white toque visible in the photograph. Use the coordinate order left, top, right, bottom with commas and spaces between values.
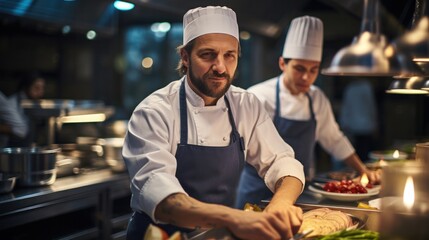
282, 16, 324, 62
183, 6, 239, 45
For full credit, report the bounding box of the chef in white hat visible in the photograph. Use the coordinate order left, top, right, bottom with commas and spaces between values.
236, 16, 381, 209
124, 6, 305, 240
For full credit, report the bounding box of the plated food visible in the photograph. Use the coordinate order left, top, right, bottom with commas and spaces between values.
309, 180, 380, 201
309, 185, 380, 201
322, 180, 370, 194
298, 208, 362, 237
144, 224, 183, 240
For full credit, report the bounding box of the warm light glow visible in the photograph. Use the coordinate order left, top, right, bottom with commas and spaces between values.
412, 57, 429, 62
141, 57, 153, 69
60, 113, 106, 123
403, 176, 415, 210
379, 159, 388, 167
393, 150, 400, 159
240, 31, 251, 40
360, 173, 369, 187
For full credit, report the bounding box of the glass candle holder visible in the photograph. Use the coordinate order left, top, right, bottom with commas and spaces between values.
379, 161, 429, 239
415, 142, 429, 164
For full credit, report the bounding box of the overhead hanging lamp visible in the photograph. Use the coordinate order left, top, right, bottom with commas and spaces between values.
322, 0, 415, 76
389, 0, 429, 63
386, 76, 429, 94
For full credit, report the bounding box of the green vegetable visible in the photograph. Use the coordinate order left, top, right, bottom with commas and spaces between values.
315, 229, 379, 240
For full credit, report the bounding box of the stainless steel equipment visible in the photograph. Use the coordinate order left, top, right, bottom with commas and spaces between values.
0, 147, 59, 186
0, 173, 17, 194
20, 99, 115, 145
97, 138, 125, 173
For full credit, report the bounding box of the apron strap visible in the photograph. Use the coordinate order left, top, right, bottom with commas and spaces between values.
179, 81, 188, 145
275, 76, 316, 121
224, 96, 245, 151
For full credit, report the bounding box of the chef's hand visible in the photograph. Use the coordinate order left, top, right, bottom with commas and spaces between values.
265, 200, 303, 236
228, 206, 302, 240
363, 168, 382, 185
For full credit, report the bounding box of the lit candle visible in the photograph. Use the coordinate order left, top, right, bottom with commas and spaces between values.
393, 150, 400, 159
403, 176, 414, 211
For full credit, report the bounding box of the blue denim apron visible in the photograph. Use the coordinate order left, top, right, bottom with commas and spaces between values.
235, 76, 316, 209
127, 81, 245, 239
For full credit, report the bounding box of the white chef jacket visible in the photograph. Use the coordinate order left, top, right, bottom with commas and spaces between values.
122, 77, 305, 221
247, 74, 355, 161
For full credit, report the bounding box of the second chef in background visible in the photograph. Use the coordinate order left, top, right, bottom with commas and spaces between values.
236, 16, 381, 209
122, 5, 305, 240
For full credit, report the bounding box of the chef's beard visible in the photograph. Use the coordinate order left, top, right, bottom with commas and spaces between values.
188, 63, 234, 99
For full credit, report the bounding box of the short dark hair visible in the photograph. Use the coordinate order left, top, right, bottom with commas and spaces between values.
18, 72, 44, 91
283, 58, 291, 64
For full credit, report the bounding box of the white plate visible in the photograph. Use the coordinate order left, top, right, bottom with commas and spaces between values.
308, 185, 380, 202
368, 150, 408, 160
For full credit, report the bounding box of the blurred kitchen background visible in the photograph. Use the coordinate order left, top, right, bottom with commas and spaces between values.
0, 0, 428, 167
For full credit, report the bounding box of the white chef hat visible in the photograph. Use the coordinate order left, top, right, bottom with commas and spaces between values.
183, 6, 239, 45
282, 16, 324, 62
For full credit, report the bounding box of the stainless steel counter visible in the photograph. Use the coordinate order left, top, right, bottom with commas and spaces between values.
0, 169, 131, 239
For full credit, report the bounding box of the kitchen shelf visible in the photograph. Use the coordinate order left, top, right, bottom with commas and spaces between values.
20, 99, 115, 145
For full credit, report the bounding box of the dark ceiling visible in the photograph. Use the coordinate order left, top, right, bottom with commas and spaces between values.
0, 0, 417, 41
121, 0, 416, 40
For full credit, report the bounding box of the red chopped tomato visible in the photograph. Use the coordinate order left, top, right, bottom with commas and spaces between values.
322, 180, 368, 194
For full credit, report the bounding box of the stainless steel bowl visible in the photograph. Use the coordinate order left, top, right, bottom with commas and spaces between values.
0, 147, 60, 186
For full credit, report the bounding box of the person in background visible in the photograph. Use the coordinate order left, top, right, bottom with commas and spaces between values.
123, 6, 305, 240
0, 90, 28, 147
235, 16, 381, 209
338, 78, 378, 166
8, 72, 46, 146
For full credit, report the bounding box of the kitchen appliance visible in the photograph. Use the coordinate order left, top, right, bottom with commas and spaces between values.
97, 138, 125, 173
0, 172, 17, 194
53, 143, 106, 169
0, 147, 59, 186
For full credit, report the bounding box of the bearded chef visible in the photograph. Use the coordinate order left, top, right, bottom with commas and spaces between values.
123, 6, 306, 240
235, 16, 381, 209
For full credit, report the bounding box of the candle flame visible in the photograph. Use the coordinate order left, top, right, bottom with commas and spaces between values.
403, 176, 415, 210
393, 150, 400, 159
360, 173, 369, 187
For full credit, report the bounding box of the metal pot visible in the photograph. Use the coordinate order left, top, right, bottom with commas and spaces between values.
0, 147, 60, 186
